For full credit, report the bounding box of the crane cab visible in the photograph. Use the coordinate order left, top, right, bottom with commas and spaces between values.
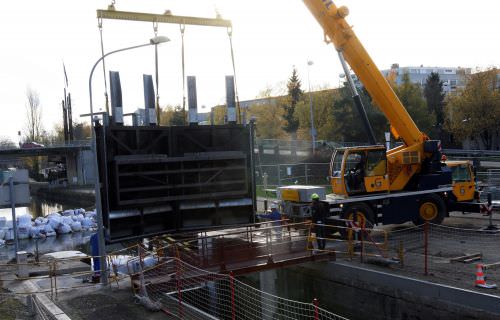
446, 160, 478, 202
330, 145, 389, 197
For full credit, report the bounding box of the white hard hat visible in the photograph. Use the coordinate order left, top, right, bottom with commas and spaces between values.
270, 203, 278, 209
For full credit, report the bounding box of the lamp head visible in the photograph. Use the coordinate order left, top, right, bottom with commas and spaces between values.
150, 35, 170, 45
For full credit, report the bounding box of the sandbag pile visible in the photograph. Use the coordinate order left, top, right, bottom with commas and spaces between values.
0, 208, 97, 244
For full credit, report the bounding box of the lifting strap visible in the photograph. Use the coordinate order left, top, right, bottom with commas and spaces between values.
227, 26, 241, 124
98, 16, 110, 114
180, 23, 187, 124
153, 20, 160, 124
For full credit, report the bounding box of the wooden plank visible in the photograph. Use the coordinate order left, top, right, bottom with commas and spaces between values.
450, 252, 482, 263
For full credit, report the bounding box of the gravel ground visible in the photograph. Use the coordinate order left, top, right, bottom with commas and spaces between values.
0, 289, 34, 320
54, 285, 169, 320
338, 211, 500, 296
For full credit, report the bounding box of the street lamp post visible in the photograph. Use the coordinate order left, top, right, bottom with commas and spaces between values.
88, 35, 169, 284
307, 60, 316, 154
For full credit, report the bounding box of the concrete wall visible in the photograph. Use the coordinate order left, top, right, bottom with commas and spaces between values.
249, 261, 500, 320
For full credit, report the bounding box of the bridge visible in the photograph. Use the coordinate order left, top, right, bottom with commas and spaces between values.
0, 140, 91, 157
0, 140, 94, 185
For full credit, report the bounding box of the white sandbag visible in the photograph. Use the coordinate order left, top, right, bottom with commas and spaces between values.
48, 215, 62, 230
81, 217, 93, 229
34, 217, 43, 226
0, 217, 6, 228
43, 224, 54, 233
17, 225, 31, 239
75, 208, 86, 215
17, 215, 32, 226
70, 221, 82, 232
62, 216, 73, 225
34, 217, 48, 226
43, 224, 56, 237
75, 214, 84, 222
57, 223, 72, 234
30, 226, 45, 239
47, 212, 61, 218
85, 211, 96, 219
62, 209, 74, 216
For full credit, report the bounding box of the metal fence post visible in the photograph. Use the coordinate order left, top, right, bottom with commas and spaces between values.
305, 163, 309, 185
230, 271, 236, 320
424, 221, 429, 276
176, 258, 183, 319
277, 164, 281, 187
399, 240, 404, 267
360, 224, 364, 263
313, 298, 319, 320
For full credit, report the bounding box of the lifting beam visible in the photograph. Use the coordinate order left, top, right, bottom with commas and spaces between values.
96, 9, 232, 28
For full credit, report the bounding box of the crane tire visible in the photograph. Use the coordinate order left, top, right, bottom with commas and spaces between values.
413, 193, 446, 225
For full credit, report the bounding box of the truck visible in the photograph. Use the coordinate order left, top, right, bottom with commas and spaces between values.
277, 0, 484, 228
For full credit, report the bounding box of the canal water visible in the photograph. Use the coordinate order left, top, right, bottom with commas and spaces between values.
0, 196, 95, 261
0, 195, 93, 222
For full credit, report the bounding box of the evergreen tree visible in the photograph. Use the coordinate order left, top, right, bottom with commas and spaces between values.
424, 72, 445, 127
282, 67, 302, 135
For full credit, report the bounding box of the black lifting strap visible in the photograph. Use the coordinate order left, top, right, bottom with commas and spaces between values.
98, 16, 110, 114
180, 23, 187, 124
227, 26, 241, 124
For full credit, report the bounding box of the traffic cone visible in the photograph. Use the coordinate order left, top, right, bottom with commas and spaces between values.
475, 264, 497, 289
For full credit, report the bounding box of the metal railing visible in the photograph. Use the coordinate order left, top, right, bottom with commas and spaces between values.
257, 162, 330, 187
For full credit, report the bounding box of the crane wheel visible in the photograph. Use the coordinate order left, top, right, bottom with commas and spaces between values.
414, 193, 446, 225
340, 203, 374, 239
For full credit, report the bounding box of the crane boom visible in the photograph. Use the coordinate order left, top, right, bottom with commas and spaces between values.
303, 0, 425, 147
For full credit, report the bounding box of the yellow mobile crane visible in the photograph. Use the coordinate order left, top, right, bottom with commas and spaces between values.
278, 0, 483, 226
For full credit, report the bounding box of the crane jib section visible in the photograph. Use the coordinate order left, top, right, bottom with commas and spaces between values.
303, 0, 426, 147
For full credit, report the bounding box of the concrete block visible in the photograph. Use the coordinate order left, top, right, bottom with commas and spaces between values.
17, 251, 29, 278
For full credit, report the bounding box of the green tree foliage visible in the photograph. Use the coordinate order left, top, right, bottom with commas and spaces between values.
282, 67, 302, 135
247, 87, 287, 139
248, 101, 286, 139
445, 68, 500, 149
211, 105, 227, 125
424, 72, 446, 127
294, 87, 387, 143
159, 105, 187, 126
393, 73, 436, 137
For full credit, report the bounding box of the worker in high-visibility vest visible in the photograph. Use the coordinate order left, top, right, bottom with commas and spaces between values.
311, 193, 327, 250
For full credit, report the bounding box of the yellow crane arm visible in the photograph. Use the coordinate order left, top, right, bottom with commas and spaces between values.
303, 0, 425, 147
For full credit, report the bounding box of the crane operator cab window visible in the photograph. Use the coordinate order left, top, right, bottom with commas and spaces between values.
344, 148, 388, 195
345, 151, 367, 194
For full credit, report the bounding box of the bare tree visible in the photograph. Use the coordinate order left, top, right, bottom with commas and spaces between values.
0, 136, 16, 149
24, 87, 43, 142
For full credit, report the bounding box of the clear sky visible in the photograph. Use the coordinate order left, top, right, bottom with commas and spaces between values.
0, 0, 498, 143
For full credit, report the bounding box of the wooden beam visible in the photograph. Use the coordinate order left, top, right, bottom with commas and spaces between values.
97, 9, 232, 28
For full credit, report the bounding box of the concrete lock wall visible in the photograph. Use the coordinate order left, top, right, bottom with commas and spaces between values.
251, 262, 500, 320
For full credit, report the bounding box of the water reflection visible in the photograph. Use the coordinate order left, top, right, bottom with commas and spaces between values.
0, 195, 93, 221
0, 196, 95, 261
